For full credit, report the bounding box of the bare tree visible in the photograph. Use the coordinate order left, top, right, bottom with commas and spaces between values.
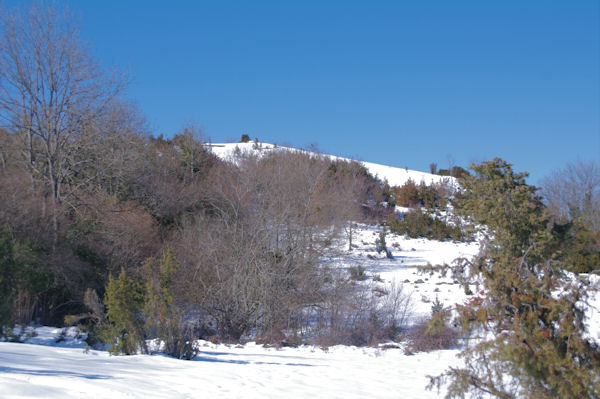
0, 3, 126, 247
429, 162, 437, 174
0, 128, 8, 170
541, 160, 600, 232
167, 150, 368, 341
326, 159, 369, 250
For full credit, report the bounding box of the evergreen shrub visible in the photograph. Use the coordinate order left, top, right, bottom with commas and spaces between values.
406, 305, 457, 353
348, 265, 366, 281
103, 268, 146, 355
388, 210, 465, 241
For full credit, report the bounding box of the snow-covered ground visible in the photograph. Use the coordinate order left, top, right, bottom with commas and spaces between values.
1, 330, 460, 399
580, 273, 600, 344
325, 224, 480, 321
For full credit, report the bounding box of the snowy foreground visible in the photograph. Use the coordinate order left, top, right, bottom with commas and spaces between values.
1, 225, 599, 398
1, 334, 461, 399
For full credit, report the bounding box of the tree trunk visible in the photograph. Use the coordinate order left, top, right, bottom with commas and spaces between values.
348, 222, 353, 251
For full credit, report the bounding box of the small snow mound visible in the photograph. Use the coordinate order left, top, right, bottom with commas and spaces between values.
22, 326, 87, 348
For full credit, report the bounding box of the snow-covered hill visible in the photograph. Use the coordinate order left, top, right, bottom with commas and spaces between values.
206, 142, 454, 187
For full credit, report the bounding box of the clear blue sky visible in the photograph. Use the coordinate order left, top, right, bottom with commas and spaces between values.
16, 1, 600, 183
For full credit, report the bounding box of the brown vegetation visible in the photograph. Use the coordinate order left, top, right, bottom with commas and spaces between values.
0, 6, 393, 349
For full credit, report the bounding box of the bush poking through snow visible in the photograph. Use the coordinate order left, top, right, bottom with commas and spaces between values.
102, 268, 147, 355
0, 325, 36, 343
375, 227, 388, 254
314, 273, 413, 347
430, 296, 444, 314
143, 249, 199, 360
405, 303, 457, 354
348, 265, 366, 281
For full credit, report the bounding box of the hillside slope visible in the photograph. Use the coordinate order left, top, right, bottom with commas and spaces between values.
206, 142, 454, 187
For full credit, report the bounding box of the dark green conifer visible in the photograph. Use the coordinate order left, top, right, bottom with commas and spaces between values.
143, 249, 198, 359
429, 158, 600, 399
103, 268, 146, 355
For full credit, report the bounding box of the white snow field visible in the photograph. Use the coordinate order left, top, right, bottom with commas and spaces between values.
1, 333, 461, 399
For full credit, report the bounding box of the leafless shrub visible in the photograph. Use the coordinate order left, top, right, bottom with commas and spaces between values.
348, 265, 366, 281
312, 272, 413, 347
405, 309, 458, 353
541, 160, 600, 232
378, 280, 413, 335
168, 149, 360, 341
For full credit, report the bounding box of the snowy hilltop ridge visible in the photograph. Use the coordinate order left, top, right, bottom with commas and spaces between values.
205, 141, 455, 187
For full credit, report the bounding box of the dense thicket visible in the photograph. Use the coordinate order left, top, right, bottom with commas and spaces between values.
389, 178, 451, 209
388, 209, 465, 241
2, 119, 393, 347
384, 178, 467, 241
0, 4, 413, 353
